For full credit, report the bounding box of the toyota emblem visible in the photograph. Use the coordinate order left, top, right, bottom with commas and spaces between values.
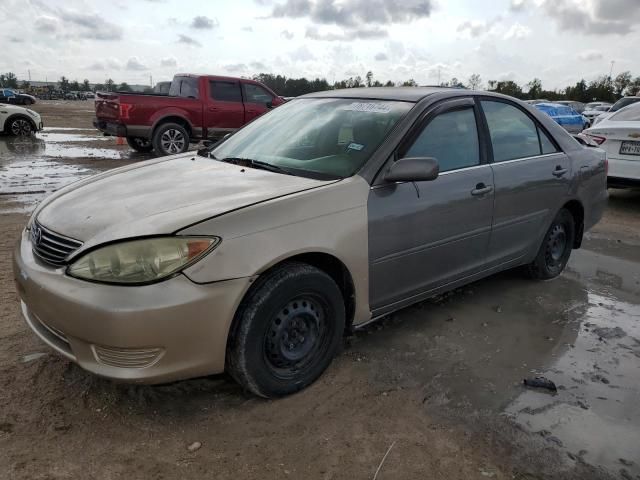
32, 226, 42, 246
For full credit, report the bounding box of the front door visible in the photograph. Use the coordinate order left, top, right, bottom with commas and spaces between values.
242, 83, 274, 123
368, 100, 494, 311
205, 80, 245, 138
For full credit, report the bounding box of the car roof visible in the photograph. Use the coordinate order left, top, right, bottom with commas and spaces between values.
301, 87, 460, 102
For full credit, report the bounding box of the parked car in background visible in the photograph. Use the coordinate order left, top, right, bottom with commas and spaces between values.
0, 103, 43, 135
534, 102, 588, 133
583, 104, 612, 126
153, 81, 171, 95
16, 88, 607, 397
556, 100, 585, 113
585, 102, 640, 188
525, 99, 550, 105
94, 73, 285, 156
0, 88, 37, 105
84, 91, 95, 99
592, 96, 640, 126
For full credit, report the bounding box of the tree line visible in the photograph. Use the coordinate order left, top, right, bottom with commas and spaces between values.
2, 70, 639, 102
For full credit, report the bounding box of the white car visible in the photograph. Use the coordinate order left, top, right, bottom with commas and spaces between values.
592, 96, 640, 126
583, 104, 612, 126
584, 102, 640, 188
0, 103, 43, 135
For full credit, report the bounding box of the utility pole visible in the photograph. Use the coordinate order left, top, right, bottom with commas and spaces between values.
28, 69, 31, 81
609, 60, 615, 80
437, 67, 441, 86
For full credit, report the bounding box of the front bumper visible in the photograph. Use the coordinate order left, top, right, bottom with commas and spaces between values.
13, 229, 252, 384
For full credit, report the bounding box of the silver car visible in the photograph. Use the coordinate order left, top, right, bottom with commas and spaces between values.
13, 88, 608, 397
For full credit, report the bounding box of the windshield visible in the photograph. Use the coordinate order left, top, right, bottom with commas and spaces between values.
610, 97, 640, 112
212, 98, 412, 179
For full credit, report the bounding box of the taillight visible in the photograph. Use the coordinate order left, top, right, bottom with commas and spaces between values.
119, 103, 132, 120
587, 134, 607, 145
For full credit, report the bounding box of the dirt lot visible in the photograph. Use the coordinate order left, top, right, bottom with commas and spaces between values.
1, 101, 639, 480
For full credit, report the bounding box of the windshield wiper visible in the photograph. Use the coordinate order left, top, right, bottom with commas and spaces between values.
218, 157, 294, 176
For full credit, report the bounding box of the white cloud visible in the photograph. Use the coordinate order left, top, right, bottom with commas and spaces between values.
503, 23, 531, 39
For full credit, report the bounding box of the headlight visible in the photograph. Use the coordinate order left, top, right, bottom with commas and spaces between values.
67, 236, 220, 284
26, 109, 38, 117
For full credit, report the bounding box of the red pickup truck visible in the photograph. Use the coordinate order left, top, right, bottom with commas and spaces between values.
93, 74, 284, 156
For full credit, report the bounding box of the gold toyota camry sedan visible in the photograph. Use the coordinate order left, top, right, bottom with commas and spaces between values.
13, 88, 607, 397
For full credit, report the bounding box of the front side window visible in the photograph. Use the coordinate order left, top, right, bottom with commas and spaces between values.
243, 83, 273, 104
212, 98, 412, 179
210, 81, 242, 102
482, 100, 542, 162
169, 76, 199, 98
404, 108, 480, 173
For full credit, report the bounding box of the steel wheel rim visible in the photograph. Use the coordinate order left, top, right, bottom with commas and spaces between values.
545, 224, 567, 266
12, 119, 32, 136
263, 295, 330, 378
160, 129, 185, 154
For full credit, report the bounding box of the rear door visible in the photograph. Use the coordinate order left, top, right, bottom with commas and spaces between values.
368, 98, 494, 311
479, 99, 570, 266
242, 82, 274, 122
205, 80, 245, 138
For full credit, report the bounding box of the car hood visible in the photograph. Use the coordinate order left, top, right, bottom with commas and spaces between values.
36, 154, 336, 246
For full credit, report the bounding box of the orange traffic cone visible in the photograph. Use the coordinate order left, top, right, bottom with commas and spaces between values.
116, 136, 126, 145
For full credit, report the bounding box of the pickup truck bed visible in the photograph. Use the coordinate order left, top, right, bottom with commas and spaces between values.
94, 74, 283, 155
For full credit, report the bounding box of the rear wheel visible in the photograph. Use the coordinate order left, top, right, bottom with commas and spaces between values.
126, 136, 154, 153
152, 122, 189, 156
8, 117, 34, 136
525, 209, 575, 280
226, 262, 345, 398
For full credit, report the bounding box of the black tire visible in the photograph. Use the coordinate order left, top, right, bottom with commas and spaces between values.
7, 116, 34, 136
151, 122, 189, 156
126, 136, 154, 153
526, 209, 575, 280
226, 262, 345, 398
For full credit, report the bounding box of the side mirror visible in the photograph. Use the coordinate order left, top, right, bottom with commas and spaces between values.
266, 101, 274, 109
385, 157, 439, 183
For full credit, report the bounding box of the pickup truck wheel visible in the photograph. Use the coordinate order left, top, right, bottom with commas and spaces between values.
525, 208, 575, 280
8, 117, 34, 136
226, 262, 345, 398
152, 123, 189, 156
126, 136, 154, 153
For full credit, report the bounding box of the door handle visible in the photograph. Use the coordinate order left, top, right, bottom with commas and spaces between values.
471, 183, 493, 196
208, 107, 219, 112
552, 166, 568, 177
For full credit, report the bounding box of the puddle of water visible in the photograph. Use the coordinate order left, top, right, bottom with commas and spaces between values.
354, 248, 640, 477
43, 127, 94, 132
40, 132, 111, 143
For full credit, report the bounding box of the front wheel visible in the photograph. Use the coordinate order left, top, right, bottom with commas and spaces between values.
8, 117, 34, 136
226, 262, 345, 398
525, 209, 575, 280
151, 122, 189, 156
126, 136, 154, 153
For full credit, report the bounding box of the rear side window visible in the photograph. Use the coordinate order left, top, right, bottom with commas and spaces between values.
210, 81, 242, 102
169, 76, 199, 98
243, 83, 273, 104
610, 104, 640, 122
482, 100, 544, 162
405, 108, 480, 173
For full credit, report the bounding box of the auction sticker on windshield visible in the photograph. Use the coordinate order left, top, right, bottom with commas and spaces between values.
342, 102, 391, 114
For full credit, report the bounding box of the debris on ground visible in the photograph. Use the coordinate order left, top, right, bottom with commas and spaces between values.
187, 442, 202, 452
592, 326, 627, 340
523, 377, 558, 392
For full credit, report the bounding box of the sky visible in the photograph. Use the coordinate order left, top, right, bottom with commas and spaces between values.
1, 0, 638, 90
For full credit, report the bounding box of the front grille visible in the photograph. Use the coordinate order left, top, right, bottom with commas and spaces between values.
93, 345, 164, 369
30, 221, 83, 267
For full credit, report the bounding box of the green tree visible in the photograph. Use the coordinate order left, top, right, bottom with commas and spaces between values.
614, 71, 632, 98
366, 71, 373, 87
105, 78, 115, 91
118, 82, 133, 92
384, 80, 395, 87
527, 78, 542, 100
626, 77, 640, 96
70, 80, 80, 91
59, 76, 70, 92
468, 73, 482, 90
401, 79, 417, 87
488, 80, 524, 99
82, 79, 91, 91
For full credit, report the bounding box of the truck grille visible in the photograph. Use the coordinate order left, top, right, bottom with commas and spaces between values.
30, 221, 83, 267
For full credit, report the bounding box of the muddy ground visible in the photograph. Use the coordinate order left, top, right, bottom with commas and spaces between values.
0, 101, 639, 480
